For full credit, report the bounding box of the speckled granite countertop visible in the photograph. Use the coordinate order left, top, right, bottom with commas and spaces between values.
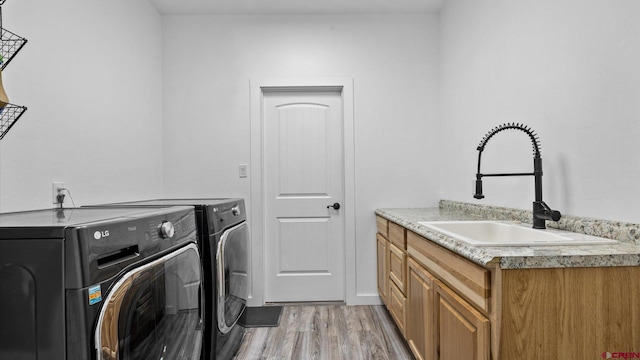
375, 201, 640, 269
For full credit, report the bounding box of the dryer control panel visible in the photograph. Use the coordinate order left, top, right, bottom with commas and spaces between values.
207, 199, 246, 234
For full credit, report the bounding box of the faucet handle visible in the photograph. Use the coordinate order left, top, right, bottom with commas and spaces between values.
534, 201, 562, 225
549, 209, 562, 221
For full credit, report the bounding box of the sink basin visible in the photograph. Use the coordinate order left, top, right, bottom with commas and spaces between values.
417, 221, 617, 247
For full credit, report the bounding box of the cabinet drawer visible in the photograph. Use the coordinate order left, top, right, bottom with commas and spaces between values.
389, 222, 406, 249
389, 242, 407, 293
389, 281, 407, 336
376, 216, 389, 238
407, 231, 491, 313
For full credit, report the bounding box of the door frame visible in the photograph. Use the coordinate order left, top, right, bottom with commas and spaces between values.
249, 78, 355, 306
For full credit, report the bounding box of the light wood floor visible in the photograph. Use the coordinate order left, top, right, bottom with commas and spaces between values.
234, 305, 414, 360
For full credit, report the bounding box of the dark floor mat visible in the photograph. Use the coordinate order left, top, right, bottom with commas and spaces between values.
239, 306, 283, 327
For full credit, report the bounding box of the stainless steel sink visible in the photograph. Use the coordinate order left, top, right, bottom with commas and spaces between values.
417, 221, 617, 247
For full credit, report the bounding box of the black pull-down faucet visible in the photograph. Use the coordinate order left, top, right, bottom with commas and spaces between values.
474, 123, 561, 229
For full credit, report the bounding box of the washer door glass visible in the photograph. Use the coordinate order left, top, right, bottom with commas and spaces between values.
217, 222, 248, 334
95, 243, 202, 360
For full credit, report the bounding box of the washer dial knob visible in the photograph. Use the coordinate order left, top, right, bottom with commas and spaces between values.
158, 221, 175, 239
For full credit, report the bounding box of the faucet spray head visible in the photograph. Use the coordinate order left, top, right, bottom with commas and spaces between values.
474, 122, 542, 200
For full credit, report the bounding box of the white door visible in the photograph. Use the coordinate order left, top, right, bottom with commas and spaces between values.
263, 88, 345, 302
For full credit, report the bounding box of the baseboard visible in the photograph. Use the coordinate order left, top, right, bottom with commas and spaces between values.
248, 294, 383, 307
347, 293, 384, 306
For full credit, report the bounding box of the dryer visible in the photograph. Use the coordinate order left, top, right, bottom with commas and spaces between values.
0, 206, 202, 360
87, 199, 248, 360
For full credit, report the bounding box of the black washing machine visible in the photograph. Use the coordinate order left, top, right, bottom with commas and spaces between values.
87, 199, 248, 360
0, 206, 203, 360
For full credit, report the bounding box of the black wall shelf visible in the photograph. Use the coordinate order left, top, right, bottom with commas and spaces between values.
0, 104, 26, 140
1, 27, 27, 70
0, 1, 27, 141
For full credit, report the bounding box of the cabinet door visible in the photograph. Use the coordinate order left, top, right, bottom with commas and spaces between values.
376, 234, 389, 304
436, 281, 490, 360
407, 258, 436, 360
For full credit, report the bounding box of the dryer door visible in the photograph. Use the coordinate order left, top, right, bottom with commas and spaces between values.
217, 222, 248, 334
95, 243, 202, 360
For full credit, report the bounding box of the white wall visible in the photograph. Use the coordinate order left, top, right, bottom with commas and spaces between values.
0, 0, 163, 211
439, 0, 640, 223
2, 0, 635, 308
3, 0, 636, 306
161, 14, 441, 303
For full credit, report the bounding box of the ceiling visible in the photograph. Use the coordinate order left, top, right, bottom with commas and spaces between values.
148, 0, 445, 15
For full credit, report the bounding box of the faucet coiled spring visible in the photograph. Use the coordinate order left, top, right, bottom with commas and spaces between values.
476, 122, 541, 157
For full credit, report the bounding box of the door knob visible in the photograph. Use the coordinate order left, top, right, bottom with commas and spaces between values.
327, 203, 341, 210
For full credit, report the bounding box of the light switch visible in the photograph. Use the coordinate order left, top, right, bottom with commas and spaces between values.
239, 164, 248, 178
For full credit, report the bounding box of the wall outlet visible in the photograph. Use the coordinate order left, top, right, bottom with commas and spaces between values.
52, 181, 64, 204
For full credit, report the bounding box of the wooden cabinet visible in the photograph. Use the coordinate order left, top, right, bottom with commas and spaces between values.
498, 266, 640, 359
389, 242, 406, 293
376, 216, 390, 305
388, 222, 407, 335
407, 231, 491, 313
376, 216, 389, 239
376, 216, 407, 335
407, 257, 436, 360
376, 233, 388, 304
388, 280, 407, 335
389, 221, 406, 249
378, 217, 490, 360
436, 280, 490, 360
406, 248, 489, 360
377, 215, 640, 359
